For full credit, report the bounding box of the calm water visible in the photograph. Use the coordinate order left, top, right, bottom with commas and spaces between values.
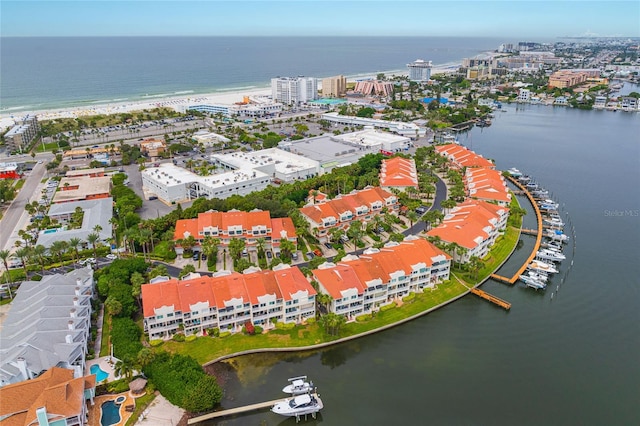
209, 105, 640, 425
1, 36, 504, 112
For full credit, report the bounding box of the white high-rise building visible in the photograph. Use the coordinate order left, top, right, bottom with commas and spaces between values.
407, 59, 432, 81
271, 76, 318, 104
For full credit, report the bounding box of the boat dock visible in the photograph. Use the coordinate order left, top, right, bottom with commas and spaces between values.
521, 229, 539, 236
187, 394, 321, 424
470, 288, 511, 310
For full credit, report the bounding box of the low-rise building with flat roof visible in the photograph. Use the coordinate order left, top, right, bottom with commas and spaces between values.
52, 176, 111, 204
141, 163, 271, 204
211, 148, 320, 182
140, 138, 166, 158
321, 112, 426, 139
36, 198, 113, 248
65, 167, 106, 178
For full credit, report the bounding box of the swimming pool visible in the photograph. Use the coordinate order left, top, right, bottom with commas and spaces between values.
310, 98, 347, 105
100, 400, 121, 426
90, 364, 109, 382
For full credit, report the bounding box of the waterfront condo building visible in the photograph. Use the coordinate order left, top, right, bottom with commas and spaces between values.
299, 186, 398, 243
312, 237, 451, 320
426, 199, 509, 264
141, 265, 316, 339
322, 75, 347, 97
0, 367, 96, 426
271, 76, 318, 104
379, 157, 418, 192
173, 209, 297, 254
435, 144, 495, 170
407, 59, 432, 81
465, 167, 511, 206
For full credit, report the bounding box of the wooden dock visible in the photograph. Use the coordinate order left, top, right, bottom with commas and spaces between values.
470, 288, 511, 310
187, 398, 284, 424
490, 274, 514, 284
521, 229, 539, 236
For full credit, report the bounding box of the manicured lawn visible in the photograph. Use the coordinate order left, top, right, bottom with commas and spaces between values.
159, 279, 469, 365
13, 179, 25, 190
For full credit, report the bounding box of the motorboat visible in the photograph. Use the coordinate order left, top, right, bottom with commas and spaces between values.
507, 168, 523, 177
537, 249, 566, 262
519, 274, 547, 290
545, 229, 569, 242
528, 260, 559, 274
542, 241, 564, 252
283, 376, 314, 395
543, 217, 564, 227
538, 199, 559, 208
526, 182, 539, 190
272, 393, 323, 419
518, 175, 532, 184
531, 190, 550, 199
523, 270, 549, 282
539, 203, 559, 212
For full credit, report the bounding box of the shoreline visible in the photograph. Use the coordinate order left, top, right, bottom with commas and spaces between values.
0, 64, 460, 131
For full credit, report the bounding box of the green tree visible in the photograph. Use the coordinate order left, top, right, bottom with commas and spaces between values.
0, 250, 11, 284
15, 247, 30, 279
114, 357, 135, 381
179, 264, 197, 279
31, 244, 47, 275
68, 237, 82, 266
279, 238, 296, 261
86, 233, 100, 261
49, 240, 68, 265
228, 238, 246, 265
469, 255, 484, 281
130, 271, 146, 308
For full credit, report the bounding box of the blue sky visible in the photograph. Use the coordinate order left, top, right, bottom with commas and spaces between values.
2, 1, 639, 37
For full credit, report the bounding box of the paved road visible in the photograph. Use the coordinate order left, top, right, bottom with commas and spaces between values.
0, 161, 49, 254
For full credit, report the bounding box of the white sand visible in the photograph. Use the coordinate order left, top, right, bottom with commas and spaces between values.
0, 65, 459, 131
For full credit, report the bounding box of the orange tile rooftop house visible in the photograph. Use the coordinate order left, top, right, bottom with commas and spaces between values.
435, 143, 495, 169
379, 157, 419, 192
0, 367, 96, 426
173, 209, 297, 254
426, 199, 509, 264
312, 237, 450, 320
141, 265, 316, 339
299, 186, 398, 243
465, 167, 511, 206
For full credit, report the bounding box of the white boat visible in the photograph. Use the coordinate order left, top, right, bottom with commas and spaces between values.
537, 249, 566, 262
507, 168, 522, 177
520, 275, 547, 290
538, 199, 559, 209
283, 376, 314, 395
523, 270, 549, 282
542, 241, 564, 252
272, 393, 323, 419
518, 175, 532, 184
543, 217, 564, 227
531, 190, 549, 199
545, 229, 569, 242
528, 260, 559, 274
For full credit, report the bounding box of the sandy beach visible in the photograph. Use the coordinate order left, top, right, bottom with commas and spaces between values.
0, 65, 459, 131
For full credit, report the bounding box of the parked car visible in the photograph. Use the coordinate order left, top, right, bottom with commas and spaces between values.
339, 235, 350, 243
324, 242, 333, 249
415, 206, 428, 214
106, 254, 117, 260
266, 251, 272, 259
291, 252, 298, 260
193, 253, 199, 261
306, 252, 315, 259
242, 249, 248, 257
313, 249, 322, 257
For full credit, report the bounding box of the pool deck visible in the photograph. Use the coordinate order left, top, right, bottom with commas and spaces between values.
88, 392, 135, 426
86, 356, 121, 383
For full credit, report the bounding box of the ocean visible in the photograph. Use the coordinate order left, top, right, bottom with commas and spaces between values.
0, 36, 506, 113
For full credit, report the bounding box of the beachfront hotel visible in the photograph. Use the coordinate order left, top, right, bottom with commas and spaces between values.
0, 268, 95, 387
322, 75, 347, 97
407, 59, 433, 81
298, 186, 398, 243
312, 237, 451, 320
182, 96, 283, 118
379, 157, 419, 192
353, 80, 394, 97
427, 199, 509, 264
141, 265, 316, 339
271, 76, 318, 105
173, 209, 297, 254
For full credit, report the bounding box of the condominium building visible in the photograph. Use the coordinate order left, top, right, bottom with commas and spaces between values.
211, 148, 321, 182
312, 237, 451, 320
173, 209, 297, 254
435, 143, 495, 169
141, 265, 316, 339
407, 59, 433, 81
321, 112, 426, 139
299, 186, 398, 243
322, 75, 347, 97
271, 76, 318, 104
4, 114, 39, 153
426, 199, 509, 263
548, 71, 589, 89
379, 157, 418, 192
465, 168, 511, 206
0, 268, 94, 387
517, 88, 532, 102
0, 367, 96, 426
353, 80, 394, 97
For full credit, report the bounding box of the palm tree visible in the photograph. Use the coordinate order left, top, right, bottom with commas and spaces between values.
255, 237, 266, 260
68, 237, 82, 266
137, 348, 155, 370
31, 244, 47, 275
86, 233, 100, 261
15, 247, 30, 279
228, 238, 245, 264
114, 358, 135, 381
469, 255, 484, 281
407, 211, 419, 228
278, 238, 296, 261
440, 198, 457, 214
49, 240, 69, 266
0, 249, 11, 284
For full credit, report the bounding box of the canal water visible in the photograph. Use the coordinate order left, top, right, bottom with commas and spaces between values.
206, 104, 640, 425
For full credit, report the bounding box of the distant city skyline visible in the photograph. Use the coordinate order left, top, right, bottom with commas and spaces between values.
2, 1, 639, 38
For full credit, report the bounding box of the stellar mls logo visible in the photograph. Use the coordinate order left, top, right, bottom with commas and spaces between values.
604, 209, 639, 217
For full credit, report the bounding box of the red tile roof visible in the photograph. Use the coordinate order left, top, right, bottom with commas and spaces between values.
312, 265, 365, 299
435, 144, 495, 169
380, 157, 418, 188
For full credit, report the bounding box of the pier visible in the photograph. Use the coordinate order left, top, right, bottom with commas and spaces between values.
491, 176, 544, 285
470, 288, 511, 310
187, 394, 321, 424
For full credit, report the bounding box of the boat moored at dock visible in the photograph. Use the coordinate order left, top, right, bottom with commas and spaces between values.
519, 274, 547, 290
283, 376, 314, 395
272, 393, 323, 420
528, 260, 559, 274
